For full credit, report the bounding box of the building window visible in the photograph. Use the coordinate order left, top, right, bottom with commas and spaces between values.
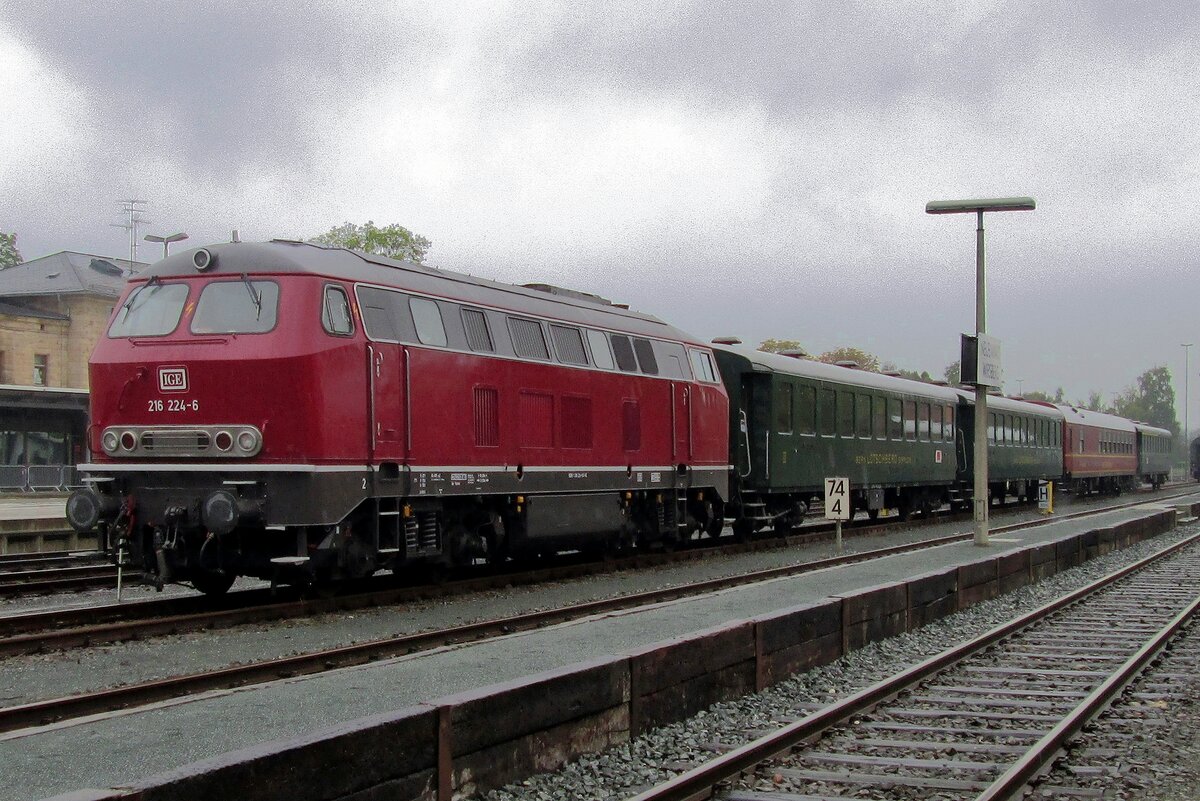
33, 354, 48, 386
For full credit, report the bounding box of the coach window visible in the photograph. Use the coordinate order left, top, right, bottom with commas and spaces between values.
874, 396, 887, 440
798, 386, 816, 434
888, 398, 902, 440
632, 338, 659, 375
550, 325, 589, 366
777, 383, 794, 433
945, 406, 955, 441
321, 286, 354, 336
932, 405, 943, 442
918, 403, 930, 441
610, 335, 638, 372
508, 317, 550, 360
409, 298, 447, 346
903, 400, 916, 441
839, 391, 854, 437
819, 389, 836, 436
462, 308, 494, 352
588, 330, 616, 370
856, 394, 871, 438
988, 413, 997, 444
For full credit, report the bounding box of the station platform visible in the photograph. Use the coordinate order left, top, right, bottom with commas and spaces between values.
0, 495, 81, 554
6, 494, 1198, 801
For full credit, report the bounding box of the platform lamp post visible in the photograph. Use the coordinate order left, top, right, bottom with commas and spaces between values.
1182, 343, 1192, 461
144, 232, 189, 260
926, 197, 1036, 546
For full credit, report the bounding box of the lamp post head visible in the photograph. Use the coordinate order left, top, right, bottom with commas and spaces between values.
926, 197, 1036, 214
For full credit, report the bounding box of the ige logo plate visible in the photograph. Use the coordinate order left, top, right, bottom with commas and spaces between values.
159, 367, 188, 392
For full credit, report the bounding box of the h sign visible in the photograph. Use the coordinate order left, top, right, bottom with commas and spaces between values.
159, 367, 188, 392
824, 477, 851, 521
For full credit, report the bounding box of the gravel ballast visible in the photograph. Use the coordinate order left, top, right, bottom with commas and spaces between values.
482, 523, 1200, 801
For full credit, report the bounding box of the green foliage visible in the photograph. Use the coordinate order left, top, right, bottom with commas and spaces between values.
0, 232, 22, 269
311, 221, 431, 263
1111, 366, 1179, 434
758, 339, 807, 356
1022, 388, 1064, 404
943, 360, 961, 385
817, 346, 880, 372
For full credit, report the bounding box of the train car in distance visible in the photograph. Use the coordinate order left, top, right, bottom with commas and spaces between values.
1134, 422, 1172, 489
66, 241, 730, 593
710, 344, 961, 534
953, 392, 1064, 505
1054, 405, 1138, 494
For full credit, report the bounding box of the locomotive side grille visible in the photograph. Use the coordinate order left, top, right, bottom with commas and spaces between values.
473, 387, 499, 447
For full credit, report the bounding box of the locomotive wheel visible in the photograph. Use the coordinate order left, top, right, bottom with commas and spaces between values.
191, 569, 235, 596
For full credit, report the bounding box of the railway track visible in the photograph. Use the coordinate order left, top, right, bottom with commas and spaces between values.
0, 493, 1192, 737
0, 563, 118, 597
629, 528, 1200, 800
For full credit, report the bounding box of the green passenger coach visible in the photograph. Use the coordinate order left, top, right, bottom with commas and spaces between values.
953, 392, 1064, 503
711, 345, 961, 536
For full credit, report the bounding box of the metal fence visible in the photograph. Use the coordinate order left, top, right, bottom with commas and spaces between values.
0, 464, 76, 492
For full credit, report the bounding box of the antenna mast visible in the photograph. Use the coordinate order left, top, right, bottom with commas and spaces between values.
111, 199, 150, 271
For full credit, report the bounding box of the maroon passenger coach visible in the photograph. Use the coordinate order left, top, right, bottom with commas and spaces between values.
66, 241, 730, 592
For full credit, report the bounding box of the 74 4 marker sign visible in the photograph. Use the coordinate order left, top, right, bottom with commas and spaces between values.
824, 477, 851, 521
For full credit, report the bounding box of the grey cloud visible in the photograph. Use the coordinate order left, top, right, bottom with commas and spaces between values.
2, 1, 440, 174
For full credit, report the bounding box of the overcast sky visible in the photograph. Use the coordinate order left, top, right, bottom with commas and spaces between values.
2, 2, 1198, 420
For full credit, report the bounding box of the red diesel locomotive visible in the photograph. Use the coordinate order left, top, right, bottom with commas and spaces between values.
66, 241, 730, 593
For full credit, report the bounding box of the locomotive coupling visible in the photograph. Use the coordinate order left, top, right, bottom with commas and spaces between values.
66, 489, 121, 532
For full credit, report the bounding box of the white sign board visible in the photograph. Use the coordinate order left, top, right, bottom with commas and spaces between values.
824, 477, 850, 521
1038, 479, 1051, 511
978, 333, 1003, 389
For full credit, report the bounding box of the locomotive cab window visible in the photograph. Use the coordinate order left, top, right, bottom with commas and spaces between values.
410, 298, 448, 346
109, 281, 190, 337
610, 335, 638, 372
632, 338, 659, 375
588, 330, 615, 370
688, 349, 718, 383
191, 279, 279, 334
321, 285, 354, 336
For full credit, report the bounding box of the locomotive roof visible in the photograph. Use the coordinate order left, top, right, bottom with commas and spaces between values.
138, 240, 697, 343
1054, 404, 1137, 432
713, 344, 962, 401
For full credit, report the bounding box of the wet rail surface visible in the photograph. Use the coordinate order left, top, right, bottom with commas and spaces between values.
631, 531, 1200, 801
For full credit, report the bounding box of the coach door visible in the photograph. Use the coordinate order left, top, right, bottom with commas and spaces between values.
368, 343, 407, 463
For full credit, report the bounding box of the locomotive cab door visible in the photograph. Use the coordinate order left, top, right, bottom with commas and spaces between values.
368, 343, 407, 464
671, 381, 693, 466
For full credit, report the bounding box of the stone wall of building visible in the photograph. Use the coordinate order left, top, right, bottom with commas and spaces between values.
0, 295, 114, 389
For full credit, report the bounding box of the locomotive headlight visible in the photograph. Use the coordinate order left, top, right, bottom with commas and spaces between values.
102, 430, 119, 454
119, 431, 137, 451
236, 429, 258, 453
214, 430, 233, 452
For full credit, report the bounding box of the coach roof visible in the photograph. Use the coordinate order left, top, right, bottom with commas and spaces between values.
713, 344, 962, 402
138, 240, 694, 342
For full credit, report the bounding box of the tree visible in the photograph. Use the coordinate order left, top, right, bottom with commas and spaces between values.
1112, 366, 1179, 434
758, 339, 807, 355
817, 346, 880, 372
311, 221, 431, 263
0, 232, 21, 269
943, 360, 961, 385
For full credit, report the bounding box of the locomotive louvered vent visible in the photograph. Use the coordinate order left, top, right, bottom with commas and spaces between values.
462, 308, 494, 352
550, 325, 588, 365
141, 430, 212, 453
509, 317, 549, 359
473, 387, 499, 447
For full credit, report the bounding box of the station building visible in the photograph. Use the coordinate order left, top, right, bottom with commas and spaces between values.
0, 251, 143, 491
